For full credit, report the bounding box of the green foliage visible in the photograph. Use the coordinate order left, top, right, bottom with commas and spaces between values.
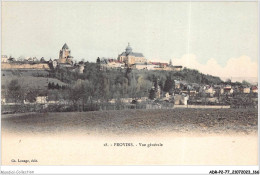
50, 63, 223, 102
7, 79, 24, 103
149, 88, 156, 100
163, 76, 174, 94
25, 89, 38, 103
242, 80, 251, 86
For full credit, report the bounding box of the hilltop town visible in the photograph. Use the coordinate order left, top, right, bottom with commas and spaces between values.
1, 43, 182, 72
1, 43, 258, 113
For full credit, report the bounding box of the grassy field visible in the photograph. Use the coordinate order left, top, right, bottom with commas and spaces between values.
1, 75, 67, 89
1, 108, 258, 165
2, 108, 257, 135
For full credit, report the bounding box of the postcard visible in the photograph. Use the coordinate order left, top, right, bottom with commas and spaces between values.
1, 1, 258, 174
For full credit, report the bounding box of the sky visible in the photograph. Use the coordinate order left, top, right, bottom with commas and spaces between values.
2, 2, 258, 79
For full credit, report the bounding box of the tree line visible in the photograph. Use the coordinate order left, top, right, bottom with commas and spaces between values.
3, 62, 224, 106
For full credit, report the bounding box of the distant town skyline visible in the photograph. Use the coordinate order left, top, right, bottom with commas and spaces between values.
2, 2, 258, 79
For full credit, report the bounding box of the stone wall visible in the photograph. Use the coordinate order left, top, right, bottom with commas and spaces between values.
1, 63, 50, 70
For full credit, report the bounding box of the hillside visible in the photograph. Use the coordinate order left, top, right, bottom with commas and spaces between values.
1, 64, 224, 104
130, 67, 223, 85
1, 75, 67, 90
171, 67, 223, 84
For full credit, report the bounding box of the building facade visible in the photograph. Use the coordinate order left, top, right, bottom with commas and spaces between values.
1, 55, 8, 63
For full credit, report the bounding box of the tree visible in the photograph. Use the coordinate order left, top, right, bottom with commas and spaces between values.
122, 77, 128, 97
125, 67, 132, 85
96, 57, 100, 64
163, 76, 174, 94
242, 80, 251, 86
7, 79, 24, 103
55, 83, 60, 90
51, 82, 55, 89
102, 77, 110, 101
225, 79, 231, 85
40, 57, 45, 62
48, 82, 52, 89
96, 57, 101, 71
25, 89, 38, 103
153, 77, 159, 91
149, 88, 156, 100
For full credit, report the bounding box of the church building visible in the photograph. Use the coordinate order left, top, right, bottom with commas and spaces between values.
117, 43, 147, 66
58, 43, 73, 64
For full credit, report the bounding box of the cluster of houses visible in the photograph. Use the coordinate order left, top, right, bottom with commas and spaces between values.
2, 43, 183, 73
171, 81, 258, 106
99, 57, 183, 71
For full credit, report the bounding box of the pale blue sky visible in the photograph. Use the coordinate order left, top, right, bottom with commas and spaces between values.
2, 2, 258, 68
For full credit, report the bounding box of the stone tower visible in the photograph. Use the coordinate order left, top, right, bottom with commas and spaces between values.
58, 43, 73, 64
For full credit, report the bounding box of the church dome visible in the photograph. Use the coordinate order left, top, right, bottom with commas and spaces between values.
62, 43, 69, 50
125, 43, 132, 54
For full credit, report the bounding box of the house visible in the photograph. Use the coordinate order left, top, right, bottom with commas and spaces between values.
150, 62, 168, 68
27, 57, 33, 62
1, 98, 6, 104
165, 92, 170, 98
78, 64, 85, 73
189, 90, 197, 96
134, 62, 156, 70
52, 59, 58, 69
251, 86, 258, 93
174, 94, 189, 105
150, 62, 169, 71
121, 98, 133, 103
161, 92, 171, 101
1, 55, 8, 63
206, 97, 219, 104
239, 86, 250, 93
224, 85, 233, 94
214, 85, 225, 95
140, 97, 148, 101
107, 59, 124, 69
36, 96, 48, 104
72, 63, 85, 73
146, 63, 156, 70
32, 57, 38, 62
205, 86, 215, 97
100, 58, 124, 69
172, 66, 183, 71
134, 63, 147, 70
174, 80, 181, 89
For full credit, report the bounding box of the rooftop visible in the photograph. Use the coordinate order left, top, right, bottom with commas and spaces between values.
62, 43, 69, 50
